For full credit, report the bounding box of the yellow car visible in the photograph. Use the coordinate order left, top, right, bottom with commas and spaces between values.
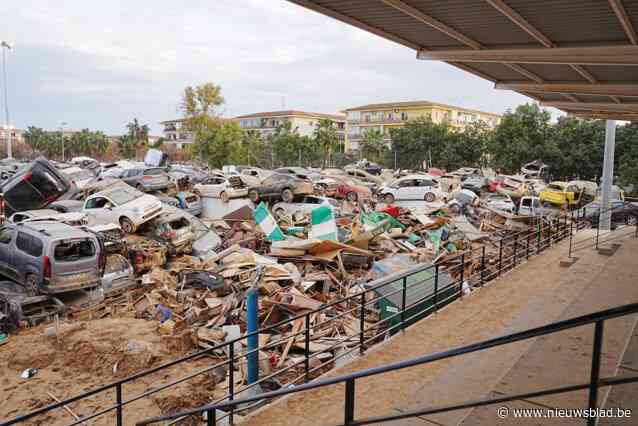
539, 182, 583, 206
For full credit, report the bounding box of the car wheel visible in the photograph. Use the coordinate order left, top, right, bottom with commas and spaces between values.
282, 188, 294, 203
193, 189, 201, 197
220, 191, 229, 203
346, 191, 358, 202
383, 193, 395, 204
25, 274, 39, 296
274, 208, 286, 220
424, 192, 436, 202
248, 189, 260, 203
628, 216, 637, 226
136, 184, 145, 192
120, 217, 135, 234
315, 184, 327, 195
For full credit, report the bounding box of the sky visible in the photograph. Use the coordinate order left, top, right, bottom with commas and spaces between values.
1, 0, 539, 135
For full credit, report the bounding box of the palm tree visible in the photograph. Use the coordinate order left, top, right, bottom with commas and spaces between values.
124, 118, 151, 159
313, 119, 339, 168
361, 129, 385, 162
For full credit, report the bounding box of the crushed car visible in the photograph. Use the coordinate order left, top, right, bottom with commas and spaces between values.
248, 173, 314, 203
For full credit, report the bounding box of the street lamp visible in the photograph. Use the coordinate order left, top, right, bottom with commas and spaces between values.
1, 40, 12, 159
59, 122, 67, 162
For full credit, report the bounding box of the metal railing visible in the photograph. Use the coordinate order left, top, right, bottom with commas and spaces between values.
1, 213, 580, 426
136, 303, 638, 426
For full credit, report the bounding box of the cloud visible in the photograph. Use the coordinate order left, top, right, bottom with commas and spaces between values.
0, 0, 539, 134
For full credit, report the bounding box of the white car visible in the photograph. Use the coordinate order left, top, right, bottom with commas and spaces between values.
239, 167, 272, 186
82, 185, 163, 233
62, 166, 95, 190
271, 196, 340, 219
9, 209, 88, 226
379, 174, 442, 203
484, 193, 516, 212
193, 176, 247, 201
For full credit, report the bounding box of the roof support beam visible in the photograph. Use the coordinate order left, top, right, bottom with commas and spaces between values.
566, 111, 638, 120
484, 0, 553, 47
380, 0, 482, 49
287, 0, 421, 50
609, 0, 638, 45
540, 102, 638, 114
495, 82, 638, 97
417, 45, 638, 65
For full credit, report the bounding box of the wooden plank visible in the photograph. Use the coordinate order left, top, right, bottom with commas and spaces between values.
609, 0, 638, 45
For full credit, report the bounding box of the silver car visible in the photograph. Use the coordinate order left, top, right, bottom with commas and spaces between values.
101, 254, 135, 295
121, 167, 170, 192
0, 221, 104, 295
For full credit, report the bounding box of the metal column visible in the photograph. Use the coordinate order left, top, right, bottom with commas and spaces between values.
599, 120, 616, 231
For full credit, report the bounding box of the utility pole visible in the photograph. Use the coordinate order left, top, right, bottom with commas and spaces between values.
1, 41, 12, 159
60, 122, 67, 162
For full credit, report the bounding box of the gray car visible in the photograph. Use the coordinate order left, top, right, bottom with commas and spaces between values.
101, 254, 135, 295
121, 167, 170, 192
0, 221, 104, 295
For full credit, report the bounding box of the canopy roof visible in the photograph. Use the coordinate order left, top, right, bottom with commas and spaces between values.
288, 0, 638, 120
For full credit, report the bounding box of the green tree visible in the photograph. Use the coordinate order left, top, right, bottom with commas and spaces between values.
120, 118, 150, 159
389, 117, 450, 170
313, 119, 340, 168
360, 129, 387, 164
440, 121, 492, 170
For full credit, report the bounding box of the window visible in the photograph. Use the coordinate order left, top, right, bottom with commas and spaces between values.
398, 179, 415, 188
16, 232, 43, 257
0, 227, 14, 244
54, 239, 96, 261
400, 112, 409, 121
417, 179, 433, 187
85, 197, 110, 209
144, 168, 164, 176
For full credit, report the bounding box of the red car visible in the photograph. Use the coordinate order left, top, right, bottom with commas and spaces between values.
333, 177, 372, 202
488, 175, 506, 192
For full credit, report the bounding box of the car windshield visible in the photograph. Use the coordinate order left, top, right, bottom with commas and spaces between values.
54, 239, 96, 261
144, 168, 164, 175
104, 187, 142, 205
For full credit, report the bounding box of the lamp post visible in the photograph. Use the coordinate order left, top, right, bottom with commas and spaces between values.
59, 122, 67, 162
1, 41, 12, 159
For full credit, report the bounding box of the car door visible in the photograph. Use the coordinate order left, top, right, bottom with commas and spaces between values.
396, 179, 417, 200
83, 196, 117, 224
14, 231, 43, 284
413, 179, 434, 200
0, 225, 17, 280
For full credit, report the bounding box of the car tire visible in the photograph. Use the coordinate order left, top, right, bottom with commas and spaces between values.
424, 192, 436, 202
25, 274, 39, 296
346, 191, 358, 202
383, 193, 395, 204
248, 189, 260, 203
274, 208, 286, 219
220, 191, 229, 203
120, 217, 135, 234
628, 216, 637, 226
282, 188, 294, 203
136, 184, 145, 192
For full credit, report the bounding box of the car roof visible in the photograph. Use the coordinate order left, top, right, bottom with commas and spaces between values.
21, 220, 93, 239
399, 174, 436, 180
16, 209, 59, 217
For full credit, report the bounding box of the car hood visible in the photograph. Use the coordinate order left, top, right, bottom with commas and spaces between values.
192, 229, 222, 258
125, 194, 162, 211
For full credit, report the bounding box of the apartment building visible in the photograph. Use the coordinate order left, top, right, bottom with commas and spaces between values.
234, 110, 346, 141
159, 119, 195, 150
0, 126, 23, 146
344, 101, 502, 152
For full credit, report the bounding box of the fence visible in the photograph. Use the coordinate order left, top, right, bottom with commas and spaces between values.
137, 303, 638, 426
0, 213, 580, 426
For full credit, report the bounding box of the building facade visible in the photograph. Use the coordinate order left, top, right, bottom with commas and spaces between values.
344, 101, 502, 152
0, 126, 23, 147
160, 118, 195, 150
234, 110, 346, 141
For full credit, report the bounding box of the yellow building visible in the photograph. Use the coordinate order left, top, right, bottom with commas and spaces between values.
344, 101, 502, 152
234, 110, 346, 142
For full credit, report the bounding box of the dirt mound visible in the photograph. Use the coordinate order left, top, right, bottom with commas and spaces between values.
10, 347, 57, 370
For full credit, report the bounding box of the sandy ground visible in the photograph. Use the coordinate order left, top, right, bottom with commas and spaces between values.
0, 314, 219, 426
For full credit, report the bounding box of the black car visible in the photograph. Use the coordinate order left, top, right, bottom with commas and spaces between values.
584, 201, 638, 229
248, 173, 314, 203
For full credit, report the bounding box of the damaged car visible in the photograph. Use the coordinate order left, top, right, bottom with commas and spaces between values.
272, 195, 340, 220
379, 175, 442, 203
193, 176, 248, 201
0, 221, 104, 295
83, 185, 163, 233
151, 211, 196, 256
248, 173, 314, 203
121, 167, 170, 192
101, 254, 136, 295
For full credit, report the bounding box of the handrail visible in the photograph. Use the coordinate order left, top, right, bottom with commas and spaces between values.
1, 212, 584, 426
136, 302, 638, 425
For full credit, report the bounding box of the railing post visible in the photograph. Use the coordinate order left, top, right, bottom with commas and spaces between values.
434, 264, 439, 311
526, 230, 530, 260
480, 246, 485, 286
304, 312, 311, 383
207, 408, 216, 426
228, 343, 235, 425
401, 276, 407, 331
513, 234, 518, 266
569, 210, 574, 258
359, 293, 365, 354
587, 320, 605, 426
344, 379, 356, 426
115, 383, 123, 426
596, 210, 601, 250
459, 253, 465, 298
498, 238, 503, 276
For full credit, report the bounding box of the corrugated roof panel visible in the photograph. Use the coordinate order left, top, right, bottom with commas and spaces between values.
576, 94, 623, 103
400, 0, 537, 47
504, 0, 627, 45
521, 64, 585, 82
314, 0, 464, 48
583, 66, 638, 83
533, 93, 571, 102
